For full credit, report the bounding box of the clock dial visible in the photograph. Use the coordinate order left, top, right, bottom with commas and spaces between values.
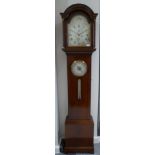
68, 15, 91, 47
71, 60, 87, 77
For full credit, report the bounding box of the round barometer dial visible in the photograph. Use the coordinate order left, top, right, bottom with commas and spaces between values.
71, 60, 87, 77
68, 15, 91, 47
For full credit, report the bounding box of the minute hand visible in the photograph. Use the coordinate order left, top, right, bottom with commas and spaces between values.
79, 29, 88, 35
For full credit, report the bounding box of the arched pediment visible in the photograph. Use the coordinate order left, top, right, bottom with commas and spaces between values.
60, 4, 97, 22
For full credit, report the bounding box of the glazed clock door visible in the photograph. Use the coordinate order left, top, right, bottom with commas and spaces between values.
67, 15, 91, 47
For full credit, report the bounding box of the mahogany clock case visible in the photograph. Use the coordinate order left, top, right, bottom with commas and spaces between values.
60, 4, 98, 154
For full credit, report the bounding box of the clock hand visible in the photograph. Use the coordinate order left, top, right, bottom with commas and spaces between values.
78, 29, 88, 35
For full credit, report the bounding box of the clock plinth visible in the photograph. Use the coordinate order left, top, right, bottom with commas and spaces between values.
60, 4, 97, 154
60, 116, 94, 154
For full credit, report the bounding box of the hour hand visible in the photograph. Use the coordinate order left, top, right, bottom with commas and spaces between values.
69, 29, 77, 35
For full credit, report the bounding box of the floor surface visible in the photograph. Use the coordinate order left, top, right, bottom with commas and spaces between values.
56, 143, 100, 155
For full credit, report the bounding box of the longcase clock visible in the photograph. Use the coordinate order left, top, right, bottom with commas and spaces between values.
60, 4, 97, 154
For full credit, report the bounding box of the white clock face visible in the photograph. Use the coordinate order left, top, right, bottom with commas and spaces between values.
68, 14, 91, 47
71, 60, 87, 77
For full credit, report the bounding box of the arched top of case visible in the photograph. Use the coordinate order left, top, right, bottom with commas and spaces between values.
60, 4, 97, 21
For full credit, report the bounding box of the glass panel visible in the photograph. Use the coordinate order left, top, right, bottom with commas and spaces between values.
68, 15, 91, 47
